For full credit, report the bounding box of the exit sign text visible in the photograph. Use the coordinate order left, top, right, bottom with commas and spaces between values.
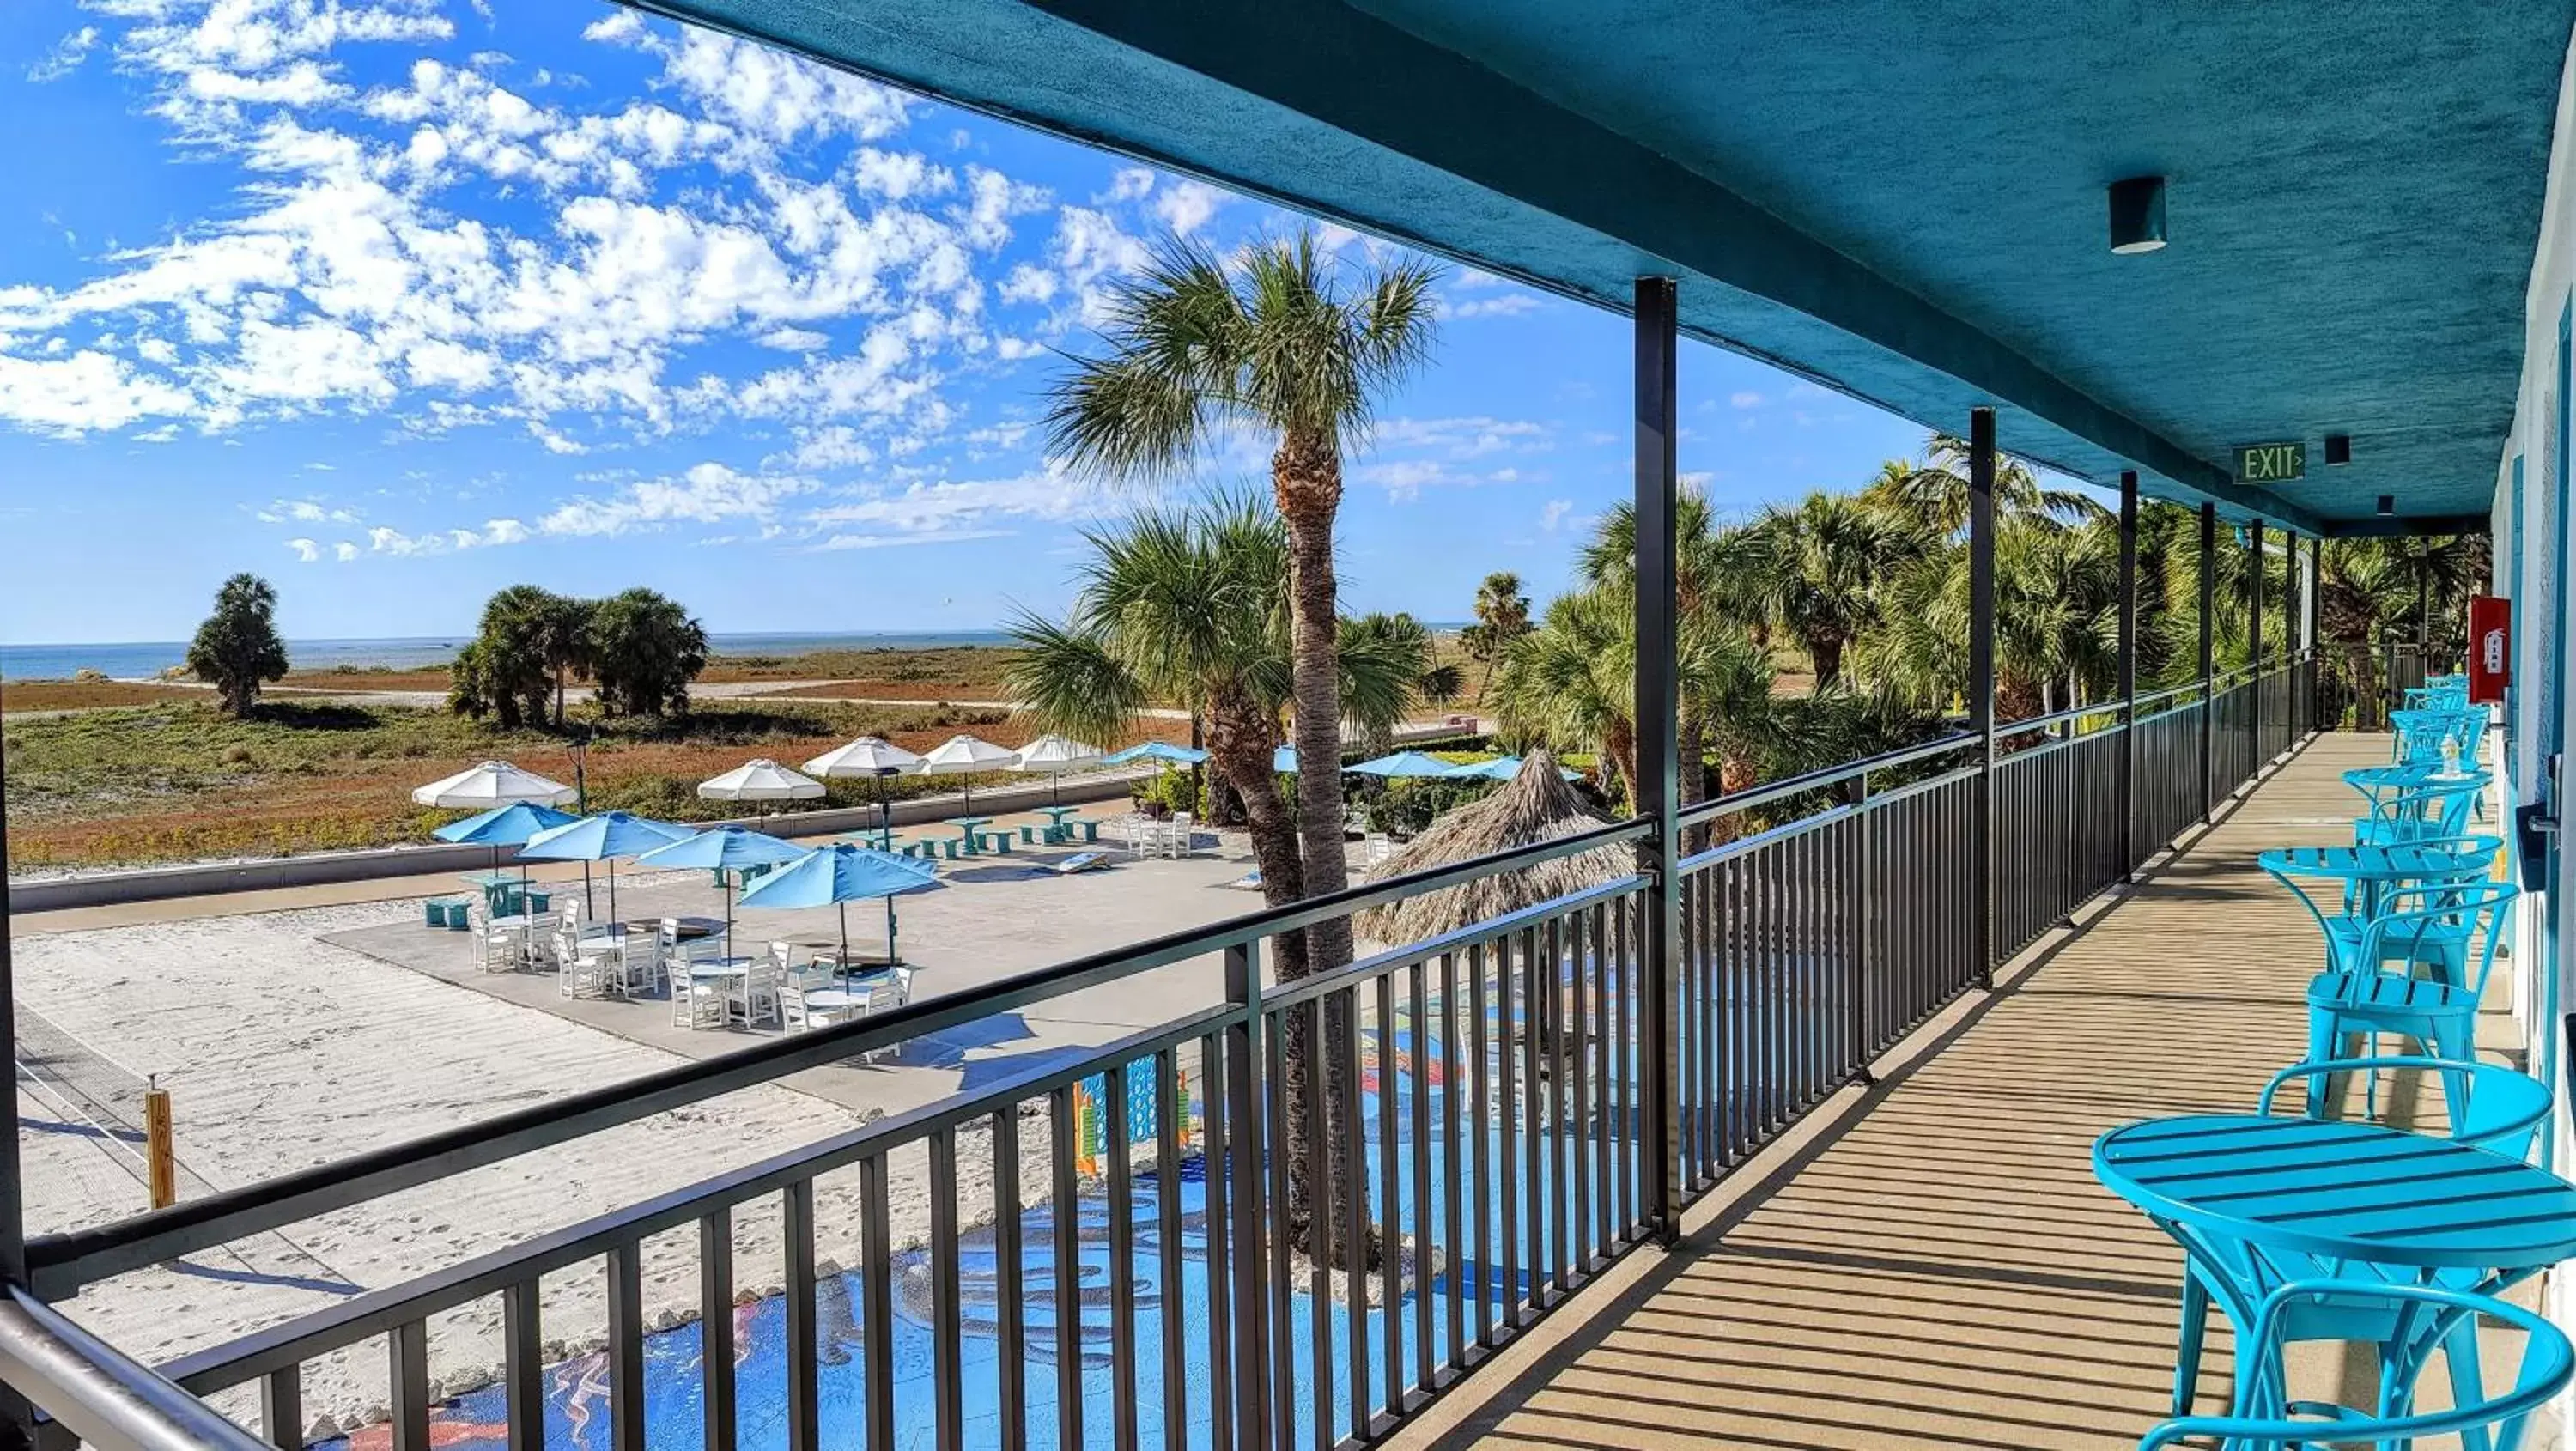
2233, 441, 2306, 483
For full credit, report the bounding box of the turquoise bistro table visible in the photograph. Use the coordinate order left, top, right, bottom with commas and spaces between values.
2095, 1115, 2576, 1423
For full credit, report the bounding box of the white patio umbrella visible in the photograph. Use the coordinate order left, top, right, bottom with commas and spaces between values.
805, 736, 924, 841
916, 733, 1018, 815
1011, 733, 1104, 806
411, 760, 576, 810
696, 759, 827, 821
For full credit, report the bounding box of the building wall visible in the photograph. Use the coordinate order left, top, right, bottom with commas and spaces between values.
2494, 28, 2576, 1413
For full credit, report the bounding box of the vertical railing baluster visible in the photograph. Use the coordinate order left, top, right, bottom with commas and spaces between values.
1467, 941, 1492, 1348
1340, 990, 1369, 1442
1516, 925, 1543, 1319
1156, 1048, 1187, 1451
259, 1365, 301, 1451
1104, 1067, 1139, 1451
388, 1320, 430, 1451
1375, 971, 1402, 1413
931, 1128, 965, 1451
1570, 906, 1594, 1273
860, 1156, 896, 1451
1261, 1010, 1294, 1451
994, 1108, 1028, 1451
1493, 933, 1519, 1335
1304, 997, 1333, 1451
1051, 1086, 1085, 1451
784, 1180, 818, 1451
1439, 948, 1467, 1370
606, 1246, 644, 1451
697, 1212, 736, 1451
1406, 956, 1435, 1393
1546, 914, 1571, 1294
1198, 1036, 1233, 1451
1220, 941, 1267, 1451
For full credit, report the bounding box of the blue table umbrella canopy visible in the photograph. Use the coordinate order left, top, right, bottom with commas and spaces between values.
1349, 750, 1459, 778
518, 811, 693, 925
1099, 741, 1210, 767
1442, 755, 1583, 782
738, 842, 944, 971
633, 826, 808, 960
430, 801, 581, 896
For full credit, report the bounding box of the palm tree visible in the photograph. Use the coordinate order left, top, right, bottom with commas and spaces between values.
1741, 490, 1900, 689
1045, 228, 1441, 993
1490, 586, 1638, 802
1461, 571, 1531, 693
1005, 495, 1422, 1258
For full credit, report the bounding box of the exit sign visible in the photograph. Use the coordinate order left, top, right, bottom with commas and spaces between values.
2233, 440, 2306, 483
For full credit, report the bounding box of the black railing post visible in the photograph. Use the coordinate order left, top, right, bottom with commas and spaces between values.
1219, 942, 1268, 1448
2249, 520, 2264, 762
1631, 276, 1684, 1244
2197, 502, 2217, 822
2117, 470, 2138, 881
1968, 407, 1997, 987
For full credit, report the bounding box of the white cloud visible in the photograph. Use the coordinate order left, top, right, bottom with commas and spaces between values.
580, 11, 645, 46
540, 461, 814, 537
333, 540, 359, 562
1152, 180, 1226, 237
807, 528, 1012, 551
1729, 391, 1764, 409
756, 326, 829, 352
1539, 499, 1574, 531
802, 464, 1113, 537
1372, 416, 1548, 459
285, 537, 321, 562
1443, 292, 1541, 320
27, 27, 100, 82
0, 350, 194, 435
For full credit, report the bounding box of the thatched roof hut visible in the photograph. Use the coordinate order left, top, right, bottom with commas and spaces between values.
1355, 748, 1630, 946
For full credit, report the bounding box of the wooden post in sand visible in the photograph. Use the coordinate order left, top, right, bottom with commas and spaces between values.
143, 1076, 176, 1211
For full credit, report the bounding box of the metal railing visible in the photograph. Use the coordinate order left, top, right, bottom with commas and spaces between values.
0, 657, 2322, 1451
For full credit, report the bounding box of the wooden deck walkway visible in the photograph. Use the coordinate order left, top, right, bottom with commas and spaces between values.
1396, 732, 2544, 1451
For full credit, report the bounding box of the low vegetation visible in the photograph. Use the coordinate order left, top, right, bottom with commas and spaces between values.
2, 695, 1181, 870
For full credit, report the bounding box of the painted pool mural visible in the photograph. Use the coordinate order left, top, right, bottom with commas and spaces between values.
312, 972, 1704, 1451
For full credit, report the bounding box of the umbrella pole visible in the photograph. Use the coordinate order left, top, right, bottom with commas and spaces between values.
838, 902, 850, 987
583, 862, 594, 920
608, 860, 618, 931
886, 896, 899, 968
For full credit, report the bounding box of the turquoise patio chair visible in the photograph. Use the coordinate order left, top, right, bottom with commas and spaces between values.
2306, 880, 2518, 1077
2391, 707, 2483, 768
2141, 1282, 2571, 1451
2164, 1057, 2554, 1418
2353, 773, 2486, 847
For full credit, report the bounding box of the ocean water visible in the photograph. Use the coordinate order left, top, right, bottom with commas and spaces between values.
0, 631, 1020, 682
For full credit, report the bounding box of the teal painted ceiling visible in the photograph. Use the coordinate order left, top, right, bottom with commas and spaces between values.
637, 0, 2573, 530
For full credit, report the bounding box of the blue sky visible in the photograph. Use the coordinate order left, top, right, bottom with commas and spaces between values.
0, 0, 1943, 646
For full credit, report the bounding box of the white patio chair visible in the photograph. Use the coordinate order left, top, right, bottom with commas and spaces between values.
732, 962, 783, 1029
671, 972, 725, 1029
620, 927, 662, 993
886, 963, 919, 1010
1167, 811, 1196, 858
556, 932, 611, 998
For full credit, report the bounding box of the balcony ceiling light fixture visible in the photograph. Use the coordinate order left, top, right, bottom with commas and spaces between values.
2109, 176, 2167, 254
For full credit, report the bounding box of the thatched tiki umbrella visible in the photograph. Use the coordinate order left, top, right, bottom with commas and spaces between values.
1356, 748, 1627, 944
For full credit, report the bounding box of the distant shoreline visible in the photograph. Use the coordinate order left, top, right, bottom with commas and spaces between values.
0, 631, 1024, 683
0, 623, 1469, 683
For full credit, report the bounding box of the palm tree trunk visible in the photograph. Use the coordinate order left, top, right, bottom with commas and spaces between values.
1677, 708, 1708, 853
1274, 434, 1367, 1266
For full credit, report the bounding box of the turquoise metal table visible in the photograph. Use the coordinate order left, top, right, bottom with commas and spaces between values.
2096, 1115, 2576, 1424
2258, 843, 2484, 923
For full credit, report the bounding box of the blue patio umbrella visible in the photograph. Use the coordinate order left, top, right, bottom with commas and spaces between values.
739, 842, 944, 972
1099, 741, 1210, 767
1441, 755, 1583, 782
635, 826, 807, 959
519, 811, 693, 925
431, 801, 581, 895
1349, 750, 1459, 778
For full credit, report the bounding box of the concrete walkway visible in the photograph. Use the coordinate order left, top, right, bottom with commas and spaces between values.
1394, 732, 2550, 1451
